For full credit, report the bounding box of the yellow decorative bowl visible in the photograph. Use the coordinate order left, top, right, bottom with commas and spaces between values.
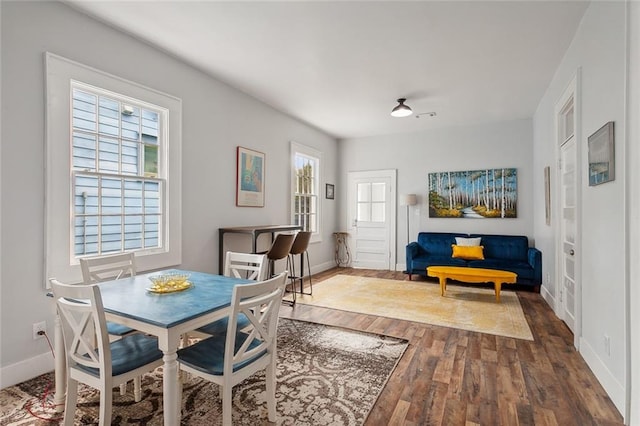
147, 273, 192, 293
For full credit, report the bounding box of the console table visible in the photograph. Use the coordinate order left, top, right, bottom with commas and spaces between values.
218, 224, 301, 274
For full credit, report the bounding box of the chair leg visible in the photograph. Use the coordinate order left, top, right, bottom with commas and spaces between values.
133, 376, 142, 402
64, 378, 79, 426
222, 385, 233, 426
99, 383, 113, 426
304, 251, 312, 295
266, 357, 277, 422
119, 382, 127, 396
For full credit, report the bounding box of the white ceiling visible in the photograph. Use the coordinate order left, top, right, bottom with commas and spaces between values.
65, 1, 589, 139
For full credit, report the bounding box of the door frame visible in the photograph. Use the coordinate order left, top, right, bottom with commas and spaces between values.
554, 71, 582, 348
346, 169, 397, 271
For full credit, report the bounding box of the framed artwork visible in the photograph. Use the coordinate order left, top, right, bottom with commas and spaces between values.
544, 166, 551, 226
236, 146, 265, 207
427, 168, 517, 218
588, 121, 615, 186
326, 183, 335, 200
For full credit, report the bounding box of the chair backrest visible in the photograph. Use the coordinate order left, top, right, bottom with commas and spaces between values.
50, 279, 112, 377
223, 272, 287, 375
265, 234, 295, 261
224, 251, 267, 281
80, 253, 136, 284
289, 231, 312, 255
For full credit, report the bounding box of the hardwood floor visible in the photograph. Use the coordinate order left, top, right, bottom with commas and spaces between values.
279, 267, 624, 426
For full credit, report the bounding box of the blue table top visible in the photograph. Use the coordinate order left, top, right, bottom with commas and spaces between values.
98, 269, 251, 328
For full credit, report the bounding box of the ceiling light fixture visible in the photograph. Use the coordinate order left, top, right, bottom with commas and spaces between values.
391, 98, 412, 118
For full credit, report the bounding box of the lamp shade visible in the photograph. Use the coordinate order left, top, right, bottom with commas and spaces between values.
403, 194, 417, 206
391, 98, 412, 117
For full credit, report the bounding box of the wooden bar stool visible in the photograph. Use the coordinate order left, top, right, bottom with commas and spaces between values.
262, 233, 296, 304
287, 231, 312, 295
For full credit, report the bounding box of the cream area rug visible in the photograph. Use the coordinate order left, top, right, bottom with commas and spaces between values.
297, 275, 534, 340
0, 319, 407, 425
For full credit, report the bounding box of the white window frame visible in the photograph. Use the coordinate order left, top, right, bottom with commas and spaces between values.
290, 141, 322, 243
45, 53, 182, 285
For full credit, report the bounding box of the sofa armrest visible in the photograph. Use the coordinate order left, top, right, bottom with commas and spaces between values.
406, 242, 424, 269
528, 247, 542, 284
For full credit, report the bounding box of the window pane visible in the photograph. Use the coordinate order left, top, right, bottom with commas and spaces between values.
98, 137, 119, 173
72, 132, 96, 171
122, 141, 139, 175
98, 97, 120, 137
124, 179, 143, 214
101, 178, 122, 215
144, 144, 158, 177
121, 107, 140, 140
144, 181, 160, 214
141, 109, 159, 144
371, 183, 386, 202
74, 174, 99, 215
357, 202, 370, 221
101, 215, 122, 253
357, 183, 370, 202
124, 215, 143, 250
72, 89, 96, 131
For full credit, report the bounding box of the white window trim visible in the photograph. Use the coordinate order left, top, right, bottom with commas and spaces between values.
45, 53, 182, 285
290, 141, 322, 243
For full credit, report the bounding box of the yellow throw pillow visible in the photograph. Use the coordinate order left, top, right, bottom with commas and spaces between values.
451, 244, 485, 260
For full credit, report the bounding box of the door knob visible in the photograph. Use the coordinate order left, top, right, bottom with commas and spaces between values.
569, 249, 575, 255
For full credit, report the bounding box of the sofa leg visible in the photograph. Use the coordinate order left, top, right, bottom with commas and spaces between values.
408, 274, 412, 281
534, 284, 541, 293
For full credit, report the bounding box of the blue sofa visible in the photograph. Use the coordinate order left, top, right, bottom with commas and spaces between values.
405, 232, 542, 291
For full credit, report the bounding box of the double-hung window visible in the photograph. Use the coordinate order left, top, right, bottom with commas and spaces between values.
45, 53, 182, 284
72, 83, 163, 256
291, 142, 321, 240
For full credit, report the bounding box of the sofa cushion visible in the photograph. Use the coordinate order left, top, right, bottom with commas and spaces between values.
470, 234, 528, 261
417, 232, 467, 257
468, 259, 535, 280
411, 255, 467, 271
451, 245, 484, 260
455, 237, 481, 246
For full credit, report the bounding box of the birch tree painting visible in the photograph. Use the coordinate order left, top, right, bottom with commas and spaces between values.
428, 168, 517, 218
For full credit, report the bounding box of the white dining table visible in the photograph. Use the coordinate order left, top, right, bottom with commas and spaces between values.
52, 269, 250, 425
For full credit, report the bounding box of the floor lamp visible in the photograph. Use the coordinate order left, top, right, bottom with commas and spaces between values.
403, 194, 418, 246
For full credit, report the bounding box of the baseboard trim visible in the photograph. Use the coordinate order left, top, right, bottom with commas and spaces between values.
540, 284, 556, 310
579, 337, 625, 417
0, 352, 54, 389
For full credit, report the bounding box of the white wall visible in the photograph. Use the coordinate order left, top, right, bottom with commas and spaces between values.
0, 1, 338, 386
532, 1, 628, 416
338, 119, 535, 270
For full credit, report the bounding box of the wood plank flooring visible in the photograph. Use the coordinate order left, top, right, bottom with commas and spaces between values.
279, 267, 624, 426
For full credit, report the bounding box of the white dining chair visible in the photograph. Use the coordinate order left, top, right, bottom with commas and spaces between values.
50, 279, 163, 426
79, 253, 142, 399
194, 252, 267, 337
177, 272, 287, 426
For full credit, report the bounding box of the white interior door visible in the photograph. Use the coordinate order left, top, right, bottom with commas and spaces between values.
347, 170, 396, 270
555, 74, 581, 346
560, 137, 577, 333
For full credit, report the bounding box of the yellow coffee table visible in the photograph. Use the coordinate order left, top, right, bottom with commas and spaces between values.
426, 266, 517, 303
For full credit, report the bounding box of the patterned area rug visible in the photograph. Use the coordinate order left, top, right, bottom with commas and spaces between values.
0, 318, 407, 425
297, 275, 534, 340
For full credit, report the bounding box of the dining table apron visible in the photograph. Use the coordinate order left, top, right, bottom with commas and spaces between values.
52, 269, 251, 425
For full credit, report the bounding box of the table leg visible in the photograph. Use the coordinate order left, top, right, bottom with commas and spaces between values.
439, 277, 447, 296
161, 350, 180, 425
494, 282, 502, 303
53, 313, 65, 412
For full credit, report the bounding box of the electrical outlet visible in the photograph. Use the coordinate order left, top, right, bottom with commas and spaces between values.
33, 321, 46, 340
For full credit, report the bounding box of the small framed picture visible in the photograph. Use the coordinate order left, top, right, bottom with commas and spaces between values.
326, 183, 335, 200
236, 146, 265, 207
588, 121, 615, 186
